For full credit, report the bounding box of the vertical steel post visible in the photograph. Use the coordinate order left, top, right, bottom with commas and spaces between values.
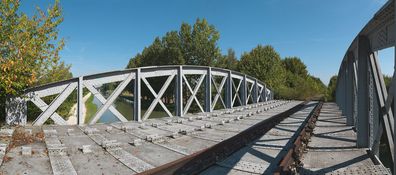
356, 35, 370, 148
263, 84, 267, 102
346, 54, 354, 126
77, 76, 84, 125
394, 2, 396, 169
242, 75, 247, 105
340, 63, 347, 116
205, 67, 212, 112
225, 71, 232, 108
253, 79, 258, 103
134, 68, 141, 121
353, 60, 358, 127
175, 66, 183, 117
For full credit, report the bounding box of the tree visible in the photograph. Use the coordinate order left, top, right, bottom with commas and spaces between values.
216, 48, 239, 70
0, 0, 66, 96
326, 75, 338, 101
0, 0, 72, 121
283, 57, 308, 77
239, 45, 286, 90
179, 18, 221, 66
383, 74, 392, 91
127, 18, 221, 69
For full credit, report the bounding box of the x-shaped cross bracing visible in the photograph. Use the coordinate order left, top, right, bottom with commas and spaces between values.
87, 73, 134, 124
183, 74, 205, 114
246, 82, 254, 104
232, 78, 242, 107
257, 85, 265, 103
142, 74, 175, 120
84, 81, 129, 124
31, 82, 77, 125
211, 75, 227, 110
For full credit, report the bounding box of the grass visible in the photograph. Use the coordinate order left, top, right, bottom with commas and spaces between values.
84, 94, 97, 124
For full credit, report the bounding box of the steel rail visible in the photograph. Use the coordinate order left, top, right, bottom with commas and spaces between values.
139, 101, 308, 175
274, 102, 323, 174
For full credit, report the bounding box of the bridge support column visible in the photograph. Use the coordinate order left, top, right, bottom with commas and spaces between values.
346, 53, 354, 126
175, 66, 183, 116
253, 79, 258, 103
77, 76, 84, 125
393, 2, 396, 171
241, 75, 247, 105
134, 68, 141, 121
225, 71, 232, 108
356, 35, 371, 148
6, 97, 27, 125
205, 67, 212, 112
263, 84, 267, 102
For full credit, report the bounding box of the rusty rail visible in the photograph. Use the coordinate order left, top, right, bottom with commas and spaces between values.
140, 101, 308, 175
274, 101, 323, 175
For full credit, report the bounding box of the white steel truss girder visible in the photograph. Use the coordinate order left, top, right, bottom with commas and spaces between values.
89, 73, 134, 124
183, 74, 205, 114
246, 82, 255, 103
6, 66, 273, 126
33, 82, 77, 125
211, 75, 227, 110
232, 78, 243, 107
83, 81, 128, 124
142, 74, 176, 120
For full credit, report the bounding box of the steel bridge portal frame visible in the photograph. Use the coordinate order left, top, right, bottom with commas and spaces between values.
335, 0, 396, 171
5, 65, 272, 126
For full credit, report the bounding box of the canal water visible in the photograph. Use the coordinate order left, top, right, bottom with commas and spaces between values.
92, 96, 169, 123
92, 97, 133, 123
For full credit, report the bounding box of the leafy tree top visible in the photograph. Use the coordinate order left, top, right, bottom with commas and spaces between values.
0, 0, 70, 97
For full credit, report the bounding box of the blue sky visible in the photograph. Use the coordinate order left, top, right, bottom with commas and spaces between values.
20, 0, 394, 84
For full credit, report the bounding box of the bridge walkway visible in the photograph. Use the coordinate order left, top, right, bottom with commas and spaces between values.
200, 101, 319, 174
299, 103, 391, 175
0, 100, 298, 175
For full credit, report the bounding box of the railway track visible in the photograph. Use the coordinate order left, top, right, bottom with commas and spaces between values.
143, 101, 323, 174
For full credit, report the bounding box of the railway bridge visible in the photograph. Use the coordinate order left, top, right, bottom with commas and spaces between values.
1, 0, 396, 174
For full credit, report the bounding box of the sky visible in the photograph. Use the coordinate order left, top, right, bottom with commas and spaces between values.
20, 0, 394, 84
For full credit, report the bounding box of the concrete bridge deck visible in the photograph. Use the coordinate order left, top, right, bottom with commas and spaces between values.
200, 101, 319, 174
0, 101, 392, 175
0, 100, 298, 175
299, 103, 391, 175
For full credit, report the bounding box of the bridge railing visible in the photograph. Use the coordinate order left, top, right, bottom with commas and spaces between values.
5, 65, 273, 126
335, 0, 395, 168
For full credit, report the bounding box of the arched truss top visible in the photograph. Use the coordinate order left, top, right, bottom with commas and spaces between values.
6, 65, 274, 126
334, 0, 396, 165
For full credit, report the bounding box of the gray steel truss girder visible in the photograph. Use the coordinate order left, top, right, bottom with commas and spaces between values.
369, 52, 394, 160
356, 35, 371, 148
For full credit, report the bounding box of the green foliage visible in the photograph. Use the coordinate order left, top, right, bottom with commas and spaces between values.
279, 56, 326, 100
326, 75, 338, 101
84, 94, 97, 124
126, 20, 328, 101
239, 45, 286, 90
127, 18, 220, 69
216, 48, 239, 70
0, 0, 67, 95
283, 57, 308, 77
384, 74, 392, 91
0, 0, 72, 121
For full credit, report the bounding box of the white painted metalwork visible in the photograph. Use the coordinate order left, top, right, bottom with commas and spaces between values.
6, 66, 273, 126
